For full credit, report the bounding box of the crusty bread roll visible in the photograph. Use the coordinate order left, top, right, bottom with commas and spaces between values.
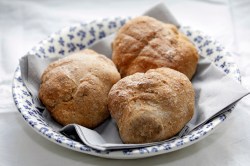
39, 49, 121, 128
112, 16, 199, 79
108, 67, 194, 144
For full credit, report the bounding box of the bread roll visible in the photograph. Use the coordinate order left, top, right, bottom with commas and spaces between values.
112, 16, 199, 79
39, 49, 121, 128
108, 67, 194, 144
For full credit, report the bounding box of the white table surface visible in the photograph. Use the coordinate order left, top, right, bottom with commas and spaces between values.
1, 0, 250, 165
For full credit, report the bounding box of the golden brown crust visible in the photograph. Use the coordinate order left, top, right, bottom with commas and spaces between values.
112, 16, 199, 79
39, 49, 121, 128
108, 67, 194, 144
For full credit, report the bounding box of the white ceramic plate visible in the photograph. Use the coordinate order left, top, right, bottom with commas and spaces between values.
12, 17, 241, 159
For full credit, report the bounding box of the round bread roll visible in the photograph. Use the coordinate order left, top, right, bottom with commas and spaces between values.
108, 67, 194, 144
39, 49, 121, 128
112, 16, 199, 79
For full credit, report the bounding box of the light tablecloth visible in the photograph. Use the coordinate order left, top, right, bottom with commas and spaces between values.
1, 0, 250, 165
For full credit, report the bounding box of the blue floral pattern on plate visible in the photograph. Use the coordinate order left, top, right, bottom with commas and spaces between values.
12, 17, 241, 159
